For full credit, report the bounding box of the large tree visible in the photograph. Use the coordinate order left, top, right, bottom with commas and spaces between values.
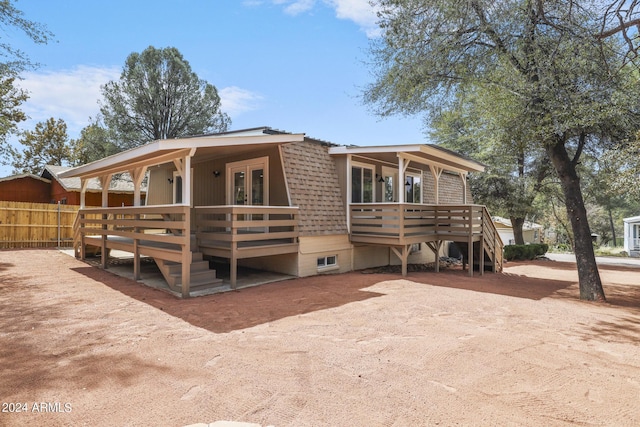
364, 0, 640, 301
0, 0, 53, 163
0, 0, 53, 75
430, 86, 551, 244
100, 46, 231, 150
70, 116, 120, 166
10, 117, 71, 174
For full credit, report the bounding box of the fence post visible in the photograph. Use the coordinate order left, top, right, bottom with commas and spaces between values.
57, 201, 61, 248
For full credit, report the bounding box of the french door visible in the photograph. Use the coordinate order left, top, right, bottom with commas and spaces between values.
226, 157, 269, 222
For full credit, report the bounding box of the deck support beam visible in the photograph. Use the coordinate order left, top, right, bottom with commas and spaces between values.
391, 245, 410, 277
425, 240, 443, 272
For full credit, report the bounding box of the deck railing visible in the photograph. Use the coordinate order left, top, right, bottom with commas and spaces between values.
194, 205, 299, 248
350, 203, 503, 272
74, 205, 191, 261
350, 203, 486, 242
632, 238, 640, 250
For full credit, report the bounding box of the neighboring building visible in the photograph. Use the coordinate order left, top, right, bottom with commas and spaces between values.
0, 174, 52, 203
492, 216, 543, 245
62, 127, 503, 297
0, 165, 146, 206
623, 216, 640, 257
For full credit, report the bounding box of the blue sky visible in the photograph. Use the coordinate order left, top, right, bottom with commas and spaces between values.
2, 0, 427, 176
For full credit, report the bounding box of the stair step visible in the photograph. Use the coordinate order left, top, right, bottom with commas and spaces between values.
164, 260, 210, 275
167, 270, 222, 288
169, 273, 224, 290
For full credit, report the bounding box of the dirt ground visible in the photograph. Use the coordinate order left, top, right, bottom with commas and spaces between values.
1, 249, 639, 427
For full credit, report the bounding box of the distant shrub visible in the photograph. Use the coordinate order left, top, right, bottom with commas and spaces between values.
504, 243, 549, 261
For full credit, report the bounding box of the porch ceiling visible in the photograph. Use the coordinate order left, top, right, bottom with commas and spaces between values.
59, 133, 306, 180
328, 144, 485, 173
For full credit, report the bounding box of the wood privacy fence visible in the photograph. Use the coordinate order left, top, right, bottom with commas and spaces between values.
0, 201, 80, 248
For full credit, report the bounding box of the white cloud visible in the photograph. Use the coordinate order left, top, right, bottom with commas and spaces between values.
17, 65, 121, 136
326, 0, 380, 37
219, 86, 264, 116
267, 0, 380, 37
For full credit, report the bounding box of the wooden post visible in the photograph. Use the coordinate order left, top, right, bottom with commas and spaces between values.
391, 245, 410, 277
133, 213, 140, 280
468, 208, 474, 277
181, 206, 191, 298
479, 208, 485, 276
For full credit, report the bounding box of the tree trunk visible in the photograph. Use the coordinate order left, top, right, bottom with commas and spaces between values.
511, 217, 525, 245
609, 208, 617, 247
547, 140, 606, 301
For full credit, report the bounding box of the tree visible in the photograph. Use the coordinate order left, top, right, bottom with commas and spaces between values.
100, 46, 231, 149
10, 118, 72, 174
430, 86, 551, 244
70, 116, 121, 166
0, 0, 54, 75
0, 75, 27, 164
364, 0, 640, 301
0, 0, 53, 164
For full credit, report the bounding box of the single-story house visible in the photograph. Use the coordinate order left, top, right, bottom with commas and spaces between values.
60, 127, 503, 297
0, 165, 146, 206
492, 216, 543, 245
0, 173, 52, 203
623, 216, 640, 257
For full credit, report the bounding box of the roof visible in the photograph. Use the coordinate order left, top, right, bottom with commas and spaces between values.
492, 216, 542, 230
0, 173, 51, 184
623, 215, 640, 224
59, 127, 306, 180
328, 144, 485, 173
43, 165, 146, 193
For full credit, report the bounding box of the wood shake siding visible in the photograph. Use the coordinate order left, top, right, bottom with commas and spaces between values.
281, 141, 348, 236
422, 171, 474, 204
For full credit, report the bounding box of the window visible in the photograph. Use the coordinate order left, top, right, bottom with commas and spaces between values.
351, 165, 374, 203
405, 174, 421, 203
317, 255, 338, 270
173, 174, 183, 204
410, 243, 421, 254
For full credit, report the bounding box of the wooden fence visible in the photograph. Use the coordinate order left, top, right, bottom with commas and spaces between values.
0, 201, 79, 248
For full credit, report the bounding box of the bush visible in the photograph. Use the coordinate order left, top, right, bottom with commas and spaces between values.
504, 243, 549, 261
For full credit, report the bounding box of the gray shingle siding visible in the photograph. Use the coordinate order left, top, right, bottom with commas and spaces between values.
281, 141, 348, 236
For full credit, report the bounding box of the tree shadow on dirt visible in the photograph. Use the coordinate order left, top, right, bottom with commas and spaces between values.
402, 265, 576, 301
0, 269, 171, 399
71, 266, 387, 334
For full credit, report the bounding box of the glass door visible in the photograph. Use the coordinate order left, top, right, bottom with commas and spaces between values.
227, 157, 269, 225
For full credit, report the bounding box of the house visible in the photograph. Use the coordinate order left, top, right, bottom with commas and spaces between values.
492, 216, 543, 245
623, 216, 640, 257
0, 173, 52, 203
0, 165, 146, 206
60, 127, 503, 297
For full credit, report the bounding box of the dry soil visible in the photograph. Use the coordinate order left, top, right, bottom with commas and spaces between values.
1, 248, 639, 426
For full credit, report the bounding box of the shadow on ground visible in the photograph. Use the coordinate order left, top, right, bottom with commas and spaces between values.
65, 258, 637, 334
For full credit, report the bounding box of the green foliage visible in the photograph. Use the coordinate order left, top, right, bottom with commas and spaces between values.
100, 46, 231, 149
70, 117, 121, 165
10, 118, 71, 174
504, 243, 548, 261
0, 0, 53, 75
0, 75, 27, 163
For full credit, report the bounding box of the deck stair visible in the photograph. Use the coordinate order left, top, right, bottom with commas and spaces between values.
154, 251, 223, 293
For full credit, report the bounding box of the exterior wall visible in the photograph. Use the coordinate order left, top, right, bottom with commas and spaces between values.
0, 177, 50, 203
146, 146, 288, 207
281, 141, 348, 236
193, 146, 288, 207
297, 234, 352, 277
146, 166, 174, 205
422, 170, 472, 204
239, 253, 299, 276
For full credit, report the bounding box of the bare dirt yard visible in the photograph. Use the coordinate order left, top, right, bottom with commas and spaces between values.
1, 248, 639, 427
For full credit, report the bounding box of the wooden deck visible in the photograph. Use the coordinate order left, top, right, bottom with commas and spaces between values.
350, 203, 503, 276
74, 204, 299, 295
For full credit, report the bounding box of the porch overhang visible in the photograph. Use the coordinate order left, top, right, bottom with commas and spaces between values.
328, 144, 485, 174
59, 132, 306, 180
